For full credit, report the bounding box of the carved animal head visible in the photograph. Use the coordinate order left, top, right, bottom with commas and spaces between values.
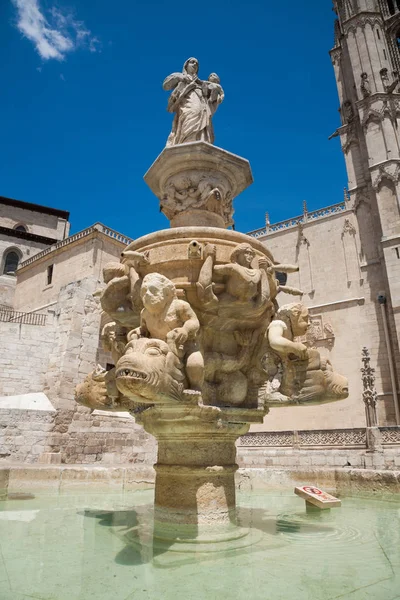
324, 369, 349, 401
115, 337, 186, 404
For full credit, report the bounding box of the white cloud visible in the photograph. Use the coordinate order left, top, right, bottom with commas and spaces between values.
11, 0, 99, 61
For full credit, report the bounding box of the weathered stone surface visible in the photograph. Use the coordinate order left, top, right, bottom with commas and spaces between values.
144, 142, 253, 228
162, 58, 224, 147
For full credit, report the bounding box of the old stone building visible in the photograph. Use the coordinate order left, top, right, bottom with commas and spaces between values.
1, 0, 400, 468
239, 0, 400, 466
0, 196, 70, 306
0, 212, 155, 465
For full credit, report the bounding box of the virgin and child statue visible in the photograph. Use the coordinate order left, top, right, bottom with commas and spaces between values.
163, 57, 224, 147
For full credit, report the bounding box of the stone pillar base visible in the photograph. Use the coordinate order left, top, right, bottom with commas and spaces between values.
137, 404, 256, 545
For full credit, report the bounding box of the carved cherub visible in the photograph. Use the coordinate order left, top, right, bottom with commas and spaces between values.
268, 302, 309, 361
203, 73, 225, 115
129, 273, 204, 391
263, 303, 348, 405
100, 262, 136, 327
120, 249, 150, 312
101, 321, 127, 365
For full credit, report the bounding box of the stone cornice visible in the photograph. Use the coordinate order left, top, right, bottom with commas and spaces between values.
0, 225, 58, 246
18, 223, 133, 273
341, 11, 382, 31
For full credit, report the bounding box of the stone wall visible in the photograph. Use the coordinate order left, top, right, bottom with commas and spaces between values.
0, 408, 56, 463
253, 207, 400, 431
0, 315, 56, 396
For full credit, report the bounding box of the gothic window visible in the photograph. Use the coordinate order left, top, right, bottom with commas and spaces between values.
377, 29, 381, 41
387, 0, 395, 15
3, 250, 20, 275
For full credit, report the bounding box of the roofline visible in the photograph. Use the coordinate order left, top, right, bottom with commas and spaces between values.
18, 222, 133, 272
0, 195, 70, 220
0, 225, 58, 246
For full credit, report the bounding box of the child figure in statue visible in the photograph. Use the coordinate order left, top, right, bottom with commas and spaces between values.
265, 303, 348, 404
203, 73, 225, 115
130, 273, 204, 392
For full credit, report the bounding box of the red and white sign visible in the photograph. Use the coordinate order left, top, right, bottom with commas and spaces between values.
294, 485, 341, 509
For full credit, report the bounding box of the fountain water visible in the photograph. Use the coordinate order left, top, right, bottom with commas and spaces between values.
75, 57, 348, 551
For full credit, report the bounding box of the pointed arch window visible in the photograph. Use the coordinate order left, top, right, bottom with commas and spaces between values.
3, 250, 20, 275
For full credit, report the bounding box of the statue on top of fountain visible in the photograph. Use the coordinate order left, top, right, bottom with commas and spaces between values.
163, 57, 224, 147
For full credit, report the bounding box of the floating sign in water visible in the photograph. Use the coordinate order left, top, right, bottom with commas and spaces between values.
294, 486, 342, 509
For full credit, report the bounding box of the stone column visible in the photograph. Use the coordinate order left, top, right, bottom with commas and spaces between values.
138, 405, 249, 545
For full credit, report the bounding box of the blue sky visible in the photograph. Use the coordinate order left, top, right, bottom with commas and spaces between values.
0, 0, 347, 238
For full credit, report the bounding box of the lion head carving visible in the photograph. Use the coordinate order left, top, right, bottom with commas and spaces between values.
115, 337, 186, 404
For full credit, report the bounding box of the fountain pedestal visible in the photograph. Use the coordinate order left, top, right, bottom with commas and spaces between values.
138, 404, 262, 547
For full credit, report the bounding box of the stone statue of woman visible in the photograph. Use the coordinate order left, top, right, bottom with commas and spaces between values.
163, 58, 224, 147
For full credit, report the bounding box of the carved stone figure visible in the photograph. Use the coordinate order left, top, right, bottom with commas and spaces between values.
360, 72, 371, 98
130, 273, 204, 392
342, 100, 354, 124
203, 73, 224, 115
75, 364, 148, 414
116, 337, 186, 404
101, 321, 127, 366
198, 243, 273, 312
161, 171, 233, 227
163, 58, 223, 147
99, 262, 135, 327
261, 303, 348, 406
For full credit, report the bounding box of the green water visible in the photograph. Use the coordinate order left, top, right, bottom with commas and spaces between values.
0, 488, 399, 600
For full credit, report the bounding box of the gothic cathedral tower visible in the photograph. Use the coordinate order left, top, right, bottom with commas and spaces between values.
331, 0, 400, 420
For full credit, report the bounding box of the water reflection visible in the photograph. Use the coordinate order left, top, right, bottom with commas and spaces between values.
0, 489, 399, 600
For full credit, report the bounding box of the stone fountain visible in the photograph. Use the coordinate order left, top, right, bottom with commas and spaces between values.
76, 57, 348, 551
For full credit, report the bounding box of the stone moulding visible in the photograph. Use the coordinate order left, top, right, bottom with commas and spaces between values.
238, 427, 400, 448
247, 202, 349, 238
144, 142, 253, 228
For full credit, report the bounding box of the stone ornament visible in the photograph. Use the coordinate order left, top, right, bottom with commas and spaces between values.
77, 240, 346, 413
360, 72, 371, 98
75, 60, 350, 549
260, 303, 348, 406
144, 142, 253, 229
161, 170, 233, 227
163, 58, 224, 147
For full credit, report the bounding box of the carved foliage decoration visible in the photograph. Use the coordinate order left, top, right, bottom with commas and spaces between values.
361, 347, 378, 427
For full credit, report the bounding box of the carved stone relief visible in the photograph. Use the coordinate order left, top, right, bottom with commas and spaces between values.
160, 170, 233, 227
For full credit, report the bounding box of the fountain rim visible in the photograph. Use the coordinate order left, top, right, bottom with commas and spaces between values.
124, 226, 274, 261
